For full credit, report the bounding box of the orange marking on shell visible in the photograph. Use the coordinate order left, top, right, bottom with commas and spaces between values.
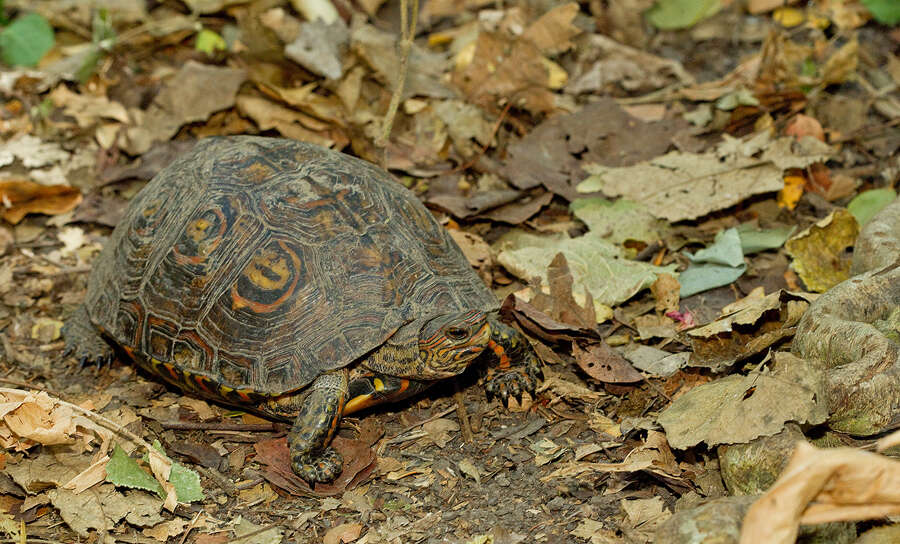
230, 240, 301, 313
236, 390, 252, 402
163, 362, 180, 381
194, 375, 213, 394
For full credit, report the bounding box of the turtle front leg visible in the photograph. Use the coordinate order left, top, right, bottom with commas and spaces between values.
62, 305, 115, 367
280, 369, 349, 484
484, 317, 543, 405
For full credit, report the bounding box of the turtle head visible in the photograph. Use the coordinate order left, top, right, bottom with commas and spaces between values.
416, 310, 491, 378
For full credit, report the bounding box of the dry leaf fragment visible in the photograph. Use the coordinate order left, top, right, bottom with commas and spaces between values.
48, 85, 129, 128
0, 179, 82, 225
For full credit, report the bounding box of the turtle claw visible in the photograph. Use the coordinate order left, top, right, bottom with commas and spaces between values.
484, 368, 536, 408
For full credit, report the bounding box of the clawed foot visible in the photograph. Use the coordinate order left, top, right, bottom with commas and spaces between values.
61, 318, 115, 369
485, 357, 543, 407
291, 446, 343, 484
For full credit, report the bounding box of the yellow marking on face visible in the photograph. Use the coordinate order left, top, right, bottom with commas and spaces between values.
373, 378, 385, 392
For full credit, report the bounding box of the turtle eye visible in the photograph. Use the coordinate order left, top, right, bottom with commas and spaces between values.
444, 326, 469, 341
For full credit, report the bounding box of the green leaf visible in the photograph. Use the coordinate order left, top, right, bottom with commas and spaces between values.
645, 0, 721, 30
687, 228, 744, 267
848, 188, 897, 226
569, 197, 669, 246
170, 462, 204, 502
737, 224, 795, 254
195, 29, 226, 55
862, 0, 900, 25
148, 440, 204, 503
106, 445, 165, 497
0, 12, 54, 67
679, 262, 747, 298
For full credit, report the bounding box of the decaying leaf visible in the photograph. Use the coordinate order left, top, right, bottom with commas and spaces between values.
657, 352, 828, 449
686, 289, 813, 371
123, 62, 247, 155
784, 208, 859, 292
573, 341, 643, 383
577, 133, 832, 222
495, 230, 677, 316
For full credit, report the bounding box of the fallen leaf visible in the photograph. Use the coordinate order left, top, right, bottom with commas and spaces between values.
784, 114, 824, 141
573, 341, 643, 383
569, 197, 668, 246
0, 179, 82, 224
253, 437, 376, 496
123, 62, 246, 154
741, 441, 900, 544
686, 289, 811, 371
577, 133, 832, 222
657, 352, 828, 449
784, 208, 859, 292
324, 522, 363, 544
502, 99, 687, 200
495, 230, 677, 312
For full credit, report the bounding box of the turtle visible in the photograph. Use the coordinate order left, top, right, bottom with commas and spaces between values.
63, 136, 543, 484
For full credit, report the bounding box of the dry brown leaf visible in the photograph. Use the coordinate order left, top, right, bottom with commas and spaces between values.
61, 455, 109, 494
0, 179, 82, 225
740, 441, 900, 544
0, 390, 78, 449
573, 341, 643, 383
324, 522, 363, 544
48, 85, 129, 128
521, 3, 581, 55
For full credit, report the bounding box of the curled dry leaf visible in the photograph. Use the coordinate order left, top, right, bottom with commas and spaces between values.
0, 179, 82, 224
0, 389, 78, 450
740, 441, 900, 544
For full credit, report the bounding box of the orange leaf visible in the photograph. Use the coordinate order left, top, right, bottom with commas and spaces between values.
0, 180, 82, 225
784, 114, 825, 142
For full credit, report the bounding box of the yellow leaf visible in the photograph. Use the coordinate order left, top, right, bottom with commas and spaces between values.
778, 175, 805, 210
774, 7, 805, 27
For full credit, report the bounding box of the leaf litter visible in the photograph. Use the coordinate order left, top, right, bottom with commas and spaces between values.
1, 0, 899, 542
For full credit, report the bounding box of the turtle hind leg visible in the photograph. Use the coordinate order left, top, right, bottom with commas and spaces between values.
62, 305, 114, 368
281, 369, 349, 484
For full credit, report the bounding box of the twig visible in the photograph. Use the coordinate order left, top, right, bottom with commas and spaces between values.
376, 0, 420, 161
159, 421, 281, 432
229, 524, 282, 543
176, 511, 204, 544
453, 380, 474, 443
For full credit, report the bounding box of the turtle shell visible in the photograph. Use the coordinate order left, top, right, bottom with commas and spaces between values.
83, 136, 498, 395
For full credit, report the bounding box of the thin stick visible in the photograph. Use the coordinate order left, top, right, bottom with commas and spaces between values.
375, 0, 420, 160
386, 404, 457, 441
177, 511, 204, 544
453, 381, 474, 443
160, 421, 280, 432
